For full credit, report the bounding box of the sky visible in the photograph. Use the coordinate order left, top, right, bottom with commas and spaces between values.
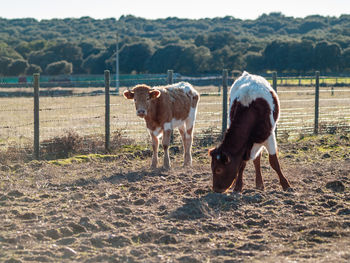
0, 0, 349, 20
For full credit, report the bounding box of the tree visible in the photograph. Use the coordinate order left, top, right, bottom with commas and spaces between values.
28, 50, 57, 72
147, 45, 185, 73
177, 45, 211, 74
244, 52, 264, 73
263, 41, 290, 72
79, 40, 101, 59
82, 51, 110, 74
195, 32, 237, 51
286, 40, 314, 74
341, 47, 350, 72
118, 42, 154, 73
45, 60, 73, 75
7, 59, 29, 76
25, 64, 42, 75
210, 46, 243, 72
47, 42, 84, 73
0, 57, 13, 76
314, 41, 341, 73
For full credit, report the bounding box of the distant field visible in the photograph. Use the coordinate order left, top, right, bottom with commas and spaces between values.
0, 85, 349, 150
265, 76, 350, 86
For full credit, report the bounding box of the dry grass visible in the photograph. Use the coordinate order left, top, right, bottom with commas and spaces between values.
0, 85, 349, 155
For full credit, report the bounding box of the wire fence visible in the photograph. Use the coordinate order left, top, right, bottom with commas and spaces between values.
0, 70, 349, 160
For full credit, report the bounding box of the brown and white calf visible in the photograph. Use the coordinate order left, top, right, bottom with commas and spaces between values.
124, 82, 199, 169
209, 72, 290, 193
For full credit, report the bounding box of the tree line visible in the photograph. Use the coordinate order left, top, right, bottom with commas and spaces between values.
0, 12, 350, 76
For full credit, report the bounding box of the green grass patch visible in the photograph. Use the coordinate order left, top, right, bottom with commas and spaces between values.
48, 153, 121, 166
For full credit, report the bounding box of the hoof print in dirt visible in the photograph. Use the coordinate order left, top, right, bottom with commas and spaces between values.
307, 230, 339, 243
242, 193, 264, 204
293, 204, 309, 213
337, 208, 350, 215
156, 234, 177, 244
90, 238, 104, 248
239, 242, 266, 251
177, 256, 201, 263
107, 235, 132, 248
17, 212, 37, 220
7, 190, 24, 198
56, 237, 76, 246
45, 229, 61, 240
325, 180, 345, 192
68, 222, 86, 234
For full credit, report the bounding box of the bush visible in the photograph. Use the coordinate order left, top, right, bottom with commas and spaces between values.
45, 60, 73, 75
40, 129, 133, 160
41, 131, 83, 159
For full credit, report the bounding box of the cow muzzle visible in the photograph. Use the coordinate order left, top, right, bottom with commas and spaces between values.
137, 109, 147, 118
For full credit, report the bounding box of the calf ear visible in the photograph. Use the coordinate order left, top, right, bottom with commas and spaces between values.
208, 148, 216, 157
123, 90, 134, 99
149, 89, 161, 99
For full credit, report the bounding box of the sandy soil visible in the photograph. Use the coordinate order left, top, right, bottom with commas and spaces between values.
0, 134, 349, 263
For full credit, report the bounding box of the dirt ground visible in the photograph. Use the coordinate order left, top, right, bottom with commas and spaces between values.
0, 133, 349, 263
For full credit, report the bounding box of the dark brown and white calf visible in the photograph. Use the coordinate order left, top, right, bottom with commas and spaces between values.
124, 82, 199, 169
209, 72, 290, 193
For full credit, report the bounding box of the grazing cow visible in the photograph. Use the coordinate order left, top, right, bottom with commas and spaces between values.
124, 82, 199, 169
209, 72, 290, 193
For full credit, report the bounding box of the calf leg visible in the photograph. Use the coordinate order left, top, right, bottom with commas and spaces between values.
184, 113, 196, 167
178, 125, 190, 166
162, 129, 172, 169
150, 134, 159, 169
183, 126, 193, 167
268, 154, 291, 190
253, 152, 264, 190
233, 161, 246, 192
264, 133, 291, 190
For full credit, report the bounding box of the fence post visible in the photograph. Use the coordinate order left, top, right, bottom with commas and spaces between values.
105, 70, 110, 151
272, 72, 277, 93
272, 72, 278, 137
33, 73, 40, 160
314, 71, 320, 134
222, 69, 228, 136
167, 70, 173, 85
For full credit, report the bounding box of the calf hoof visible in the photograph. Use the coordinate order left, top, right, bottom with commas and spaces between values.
282, 184, 291, 191
256, 184, 265, 191
281, 180, 291, 191
162, 164, 171, 170
183, 162, 192, 168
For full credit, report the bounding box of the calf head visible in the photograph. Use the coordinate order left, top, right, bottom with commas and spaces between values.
123, 85, 161, 118
209, 147, 243, 193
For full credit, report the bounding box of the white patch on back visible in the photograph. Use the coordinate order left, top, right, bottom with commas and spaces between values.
166, 82, 199, 97
229, 71, 277, 128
